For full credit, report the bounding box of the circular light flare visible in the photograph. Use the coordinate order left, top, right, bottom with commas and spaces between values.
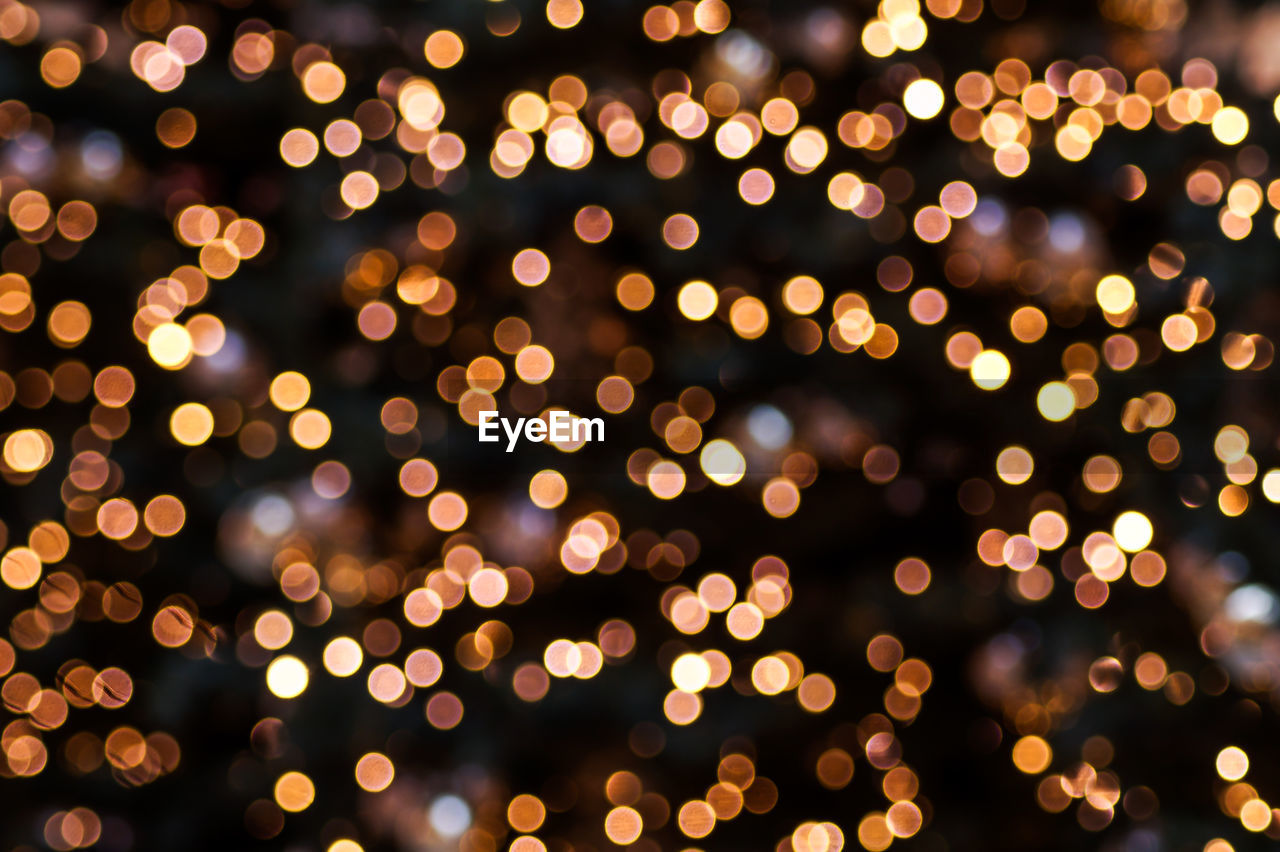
677, 281, 718, 321
969, 350, 1010, 390
147, 323, 193, 368
170, 402, 214, 446
700, 439, 745, 486
266, 655, 309, 699
274, 771, 315, 812
340, 172, 379, 210
604, 806, 643, 844
1216, 746, 1249, 781
355, 752, 395, 792
1096, 274, 1135, 313
302, 61, 345, 103
323, 637, 363, 677
671, 652, 712, 693
512, 249, 551, 286
4, 429, 51, 473
1011, 735, 1052, 774
1037, 382, 1076, 421
1112, 511, 1154, 552
903, 78, 945, 119
1211, 106, 1249, 145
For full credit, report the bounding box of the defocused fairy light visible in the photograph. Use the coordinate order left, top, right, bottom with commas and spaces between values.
0, 0, 1279, 849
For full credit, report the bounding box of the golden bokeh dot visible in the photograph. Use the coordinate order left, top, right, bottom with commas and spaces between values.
269, 372, 311, 411
367, 663, 407, 703
394, 457, 435, 498
512, 248, 551, 286
1, 547, 42, 590
323, 637, 364, 677
200, 239, 240, 279
887, 801, 923, 838
144, 495, 186, 536
515, 345, 555, 383
761, 98, 799, 135
729, 296, 768, 339
147, 323, 194, 369
1037, 382, 1076, 422
4, 429, 52, 473
1211, 106, 1249, 145
468, 567, 509, 607
969, 349, 1010, 390
739, 168, 775, 204
97, 498, 139, 540
41, 46, 82, 88
55, 199, 98, 240
427, 492, 468, 531
1216, 746, 1248, 781
914, 205, 951, 242
903, 78, 945, 119
289, 409, 331, 449
893, 558, 931, 595
676, 800, 716, 838
909, 289, 947, 325
671, 652, 712, 693
340, 171, 379, 209
425, 691, 464, 728
156, 108, 196, 148
509, 839, 545, 852
170, 403, 214, 446
508, 794, 546, 833
677, 281, 718, 320
1240, 799, 1271, 832
424, 30, 465, 68
1161, 314, 1197, 351
996, 446, 1034, 485
1011, 735, 1052, 774
574, 205, 612, 242
266, 655, 309, 699
48, 300, 92, 346
357, 301, 397, 341
858, 813, 893, 852
254, 610, 294, 651
280, 129, 320, 167
939, 181, 977, 217
324, 119, 363, 157
726, 602, 764, 640
1010, 306, 1047, 343
1112, 511, 1154, 552
647, 460, 686, 500
604, 806, 644, 844
546, 0, 585, 28
302, 61, 346, 103
355, 752, 395, 792
762, 477, 800, 517
616, 272, 655, 311
752, 655, 790, 695
529, 469, 568, 509
797, 673, 836, 712
662, 213, 699, 249
1096, 274, 1135, 313
274, 772, 315, 812
328, 842, 363, 852
782, 276, 823, 315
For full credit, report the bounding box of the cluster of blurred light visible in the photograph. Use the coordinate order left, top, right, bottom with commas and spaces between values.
642, 1, 730, 42
7, 2, 1280, 849
129, 25, 206, 92
861, 0, 928, 58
